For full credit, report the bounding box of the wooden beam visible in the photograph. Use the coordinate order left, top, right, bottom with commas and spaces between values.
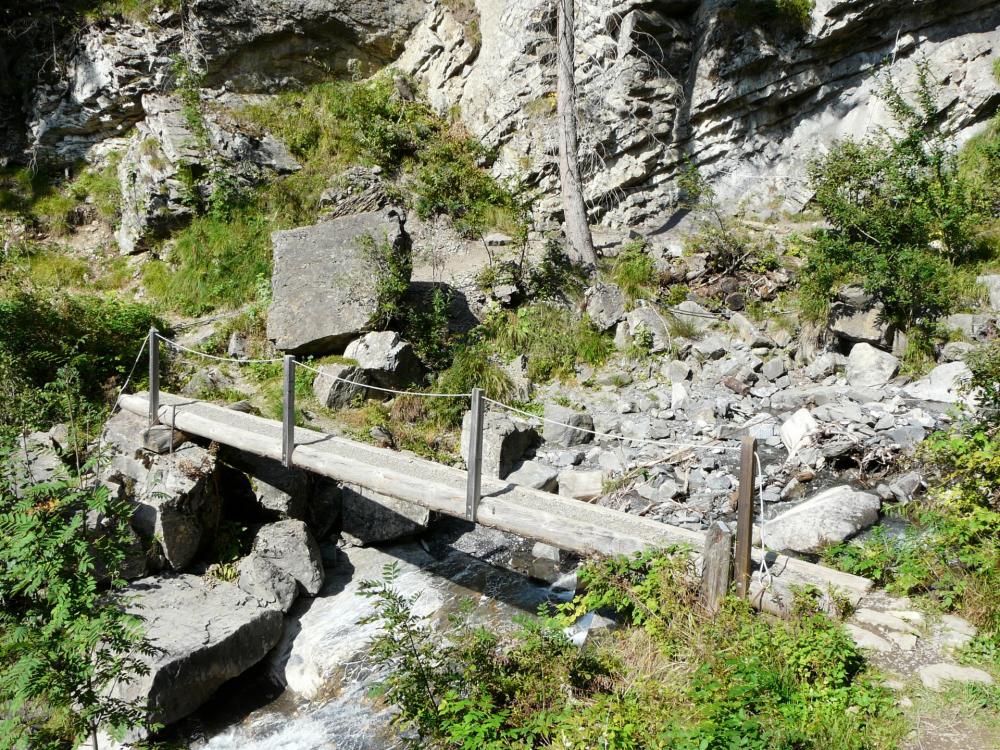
700, 521, 732, 615
117, 393, 872, 613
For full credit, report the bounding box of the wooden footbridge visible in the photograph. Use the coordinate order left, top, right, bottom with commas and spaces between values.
122, 331, 873, 615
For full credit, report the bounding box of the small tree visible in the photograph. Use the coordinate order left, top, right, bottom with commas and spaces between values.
803, 63, 992, 330
0, 373, 155, 749
556, 0, 598, 271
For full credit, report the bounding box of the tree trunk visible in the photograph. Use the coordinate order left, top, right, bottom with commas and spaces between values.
556, 0, 598, 270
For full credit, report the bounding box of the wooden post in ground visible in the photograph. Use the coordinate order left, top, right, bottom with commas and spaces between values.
465, 387, 485, 522
734, 436, 757, 599
148, 327, 160, 427
700, 520, 733, 615
282, 355, 296, 468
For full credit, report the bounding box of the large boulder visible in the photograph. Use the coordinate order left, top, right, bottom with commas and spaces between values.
828, 285, 894, 348
763, 486, 881, 554
542, 404, 595, 448
251, 520, 325, 596
343, 331, 425, 390
237, 552, 299, 613
461, 411, 537, 479
903, 361, 972, 403
312, 362, 371, 409
340, 484, 430, 546
102, 411, 221, 571
846, 343, 899, 388
267, 209, 411, 354
976, 274, 1000, 312
110, 574, 283, 730
584, 283, 627, 331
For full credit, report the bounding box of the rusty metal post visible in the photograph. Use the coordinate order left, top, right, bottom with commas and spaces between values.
282, 355, 296, 468
148, 327, 160, 427
465, 388, 485, 522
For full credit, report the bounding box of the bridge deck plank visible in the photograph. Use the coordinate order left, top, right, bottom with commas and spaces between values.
119, 392, 873, 614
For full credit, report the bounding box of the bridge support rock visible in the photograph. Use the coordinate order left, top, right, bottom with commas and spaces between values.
110, 574, 283, 734
102, 411, 222, 571
341, 484, 430, 546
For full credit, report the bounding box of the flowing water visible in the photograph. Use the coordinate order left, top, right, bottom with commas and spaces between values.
170, 525, 574, 749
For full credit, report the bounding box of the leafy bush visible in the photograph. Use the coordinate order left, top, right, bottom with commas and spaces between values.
358, 233, 413, 330
360, 549, 903, 749
412, 139, 529, 238
0, 291, 160, 435
0, 448, 155, 747
430, 344, 515, 426
802, 66, 994, 329
735, 0, 815, 33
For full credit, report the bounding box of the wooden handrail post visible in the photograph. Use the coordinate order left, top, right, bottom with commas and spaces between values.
734, 436, 757, 599
700, 521, 733, 615
465, 387, 485, 522
282, 355, 296, 468
148, 327, 160, 427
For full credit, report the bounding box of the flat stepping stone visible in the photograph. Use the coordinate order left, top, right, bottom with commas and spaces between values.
846, 624, 893, 652
854, 608, 920, 635
918, 663, 994, 692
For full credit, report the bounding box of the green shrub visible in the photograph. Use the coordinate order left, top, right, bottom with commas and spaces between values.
802, 65, 994, 329
360, 549, 903, 750
525, 241, 588, 301
358, 233, 412, 329
0, 449, 156, 747
430, 344, 514, 426
412, 139, 529, 238
735, 0, 815, 33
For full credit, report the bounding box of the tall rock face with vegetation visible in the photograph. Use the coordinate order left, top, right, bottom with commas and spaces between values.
400, 0, 1000, 228
5, 1, 998, 234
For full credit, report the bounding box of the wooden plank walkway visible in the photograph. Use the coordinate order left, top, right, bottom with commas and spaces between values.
120, 392, 873, 614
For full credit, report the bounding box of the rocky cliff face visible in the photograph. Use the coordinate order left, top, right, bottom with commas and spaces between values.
6, 0, 1000, 233
400, 0, 1000, 233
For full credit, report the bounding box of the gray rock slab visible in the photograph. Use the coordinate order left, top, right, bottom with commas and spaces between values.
542, 403, 595, 447
461, 411, 536, 479
267, 209, 410, 354
506, 460, 559, 492
903, 361, 971, 403
343, 331, 425, 390
585, 283, 627, 331
111, 575, 283, 729
846, 343, 899, 388
918, 663, 995, 692
763, 485, 880, 554
252, 520, 325, 596
238, 552, 299, 613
